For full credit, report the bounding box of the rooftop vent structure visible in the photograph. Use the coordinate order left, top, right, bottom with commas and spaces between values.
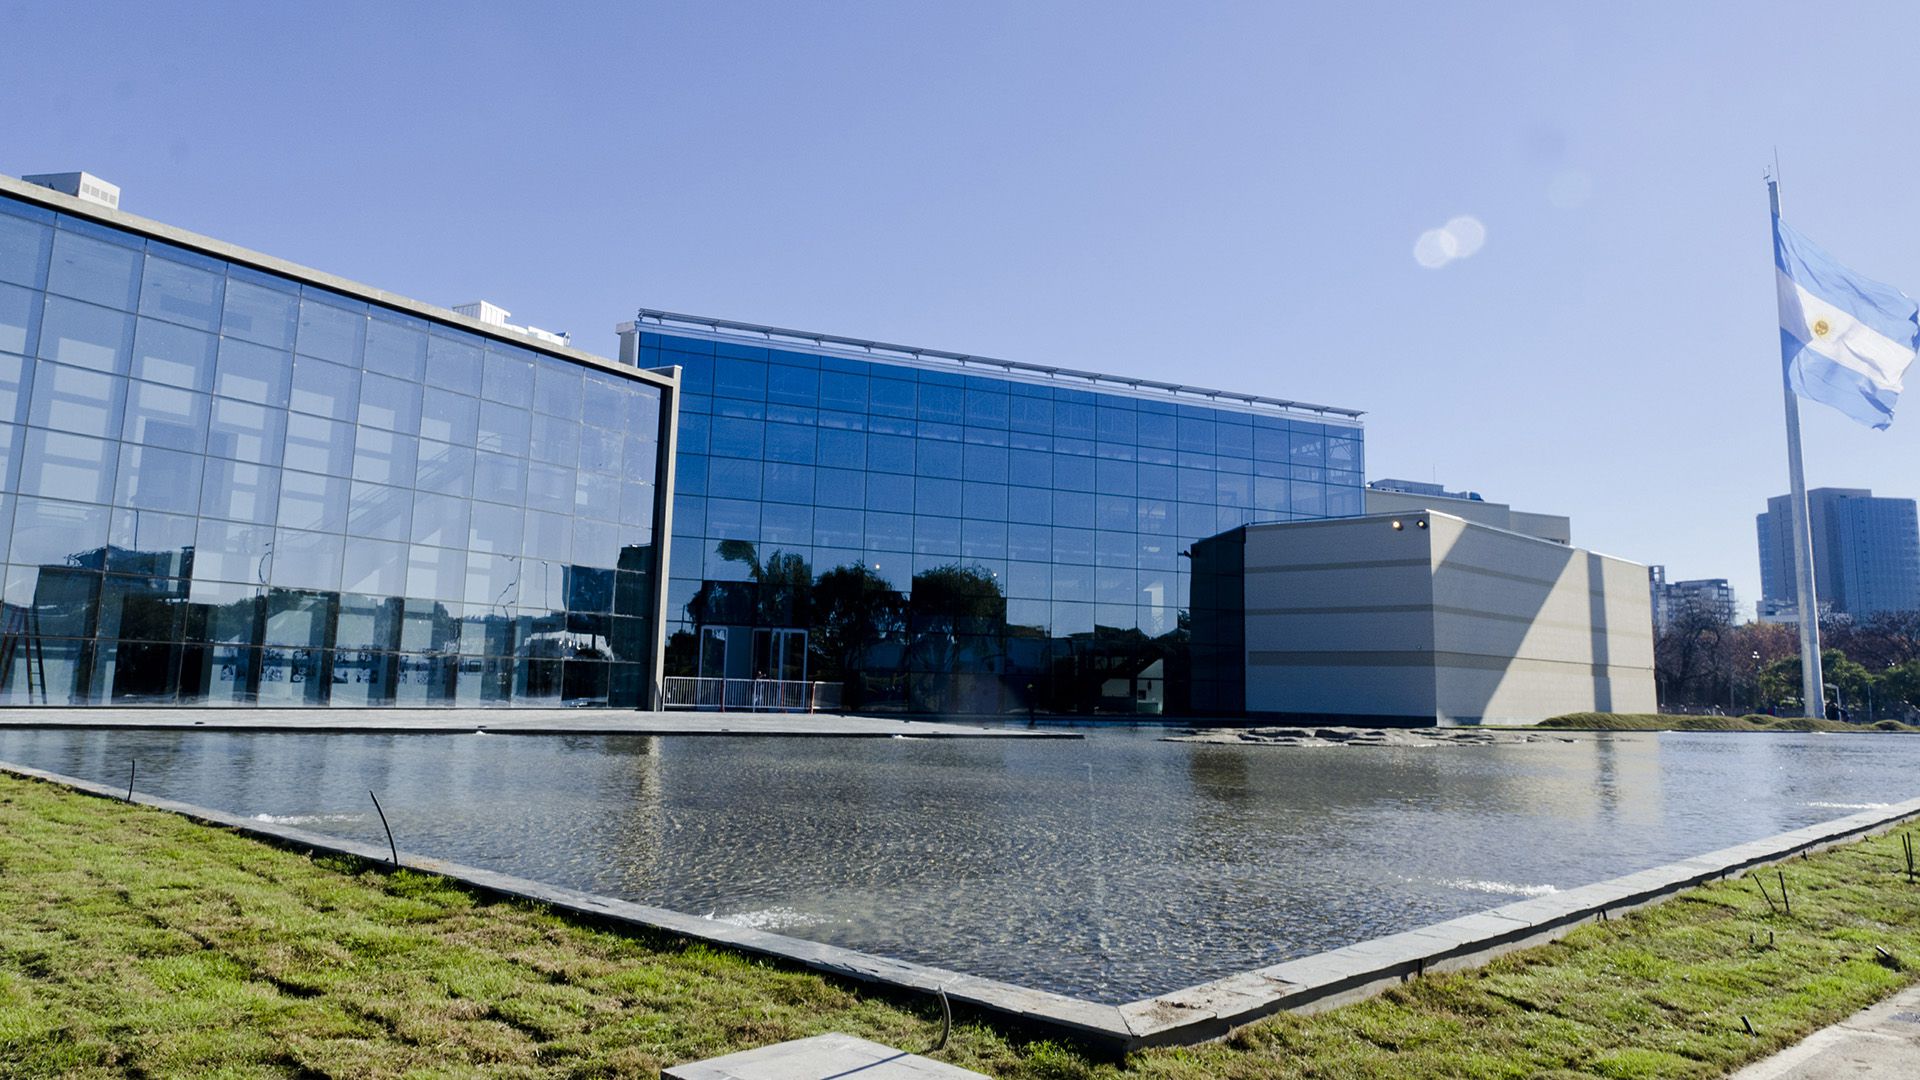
452, 300, 569, 349
23, 171, 120, 210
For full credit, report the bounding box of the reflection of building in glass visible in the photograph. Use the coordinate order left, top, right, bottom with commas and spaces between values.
0, 174, 678, 706
620, 310, 1366, 715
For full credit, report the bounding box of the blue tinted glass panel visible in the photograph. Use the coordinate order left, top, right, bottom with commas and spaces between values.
47, 229, 141, 310
39, 296, 132, 373
296, 297, 366, 365
367, 315, 430, 381
130, 319, 216, 392
221, 277, 298, 349
139, 255, 224, 331
0, 211, 52, 289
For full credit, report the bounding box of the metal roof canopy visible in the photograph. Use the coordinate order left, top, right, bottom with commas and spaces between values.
631, 307, 1364, 423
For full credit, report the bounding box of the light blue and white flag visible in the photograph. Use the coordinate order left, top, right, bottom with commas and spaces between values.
1774, 215, 1920, 429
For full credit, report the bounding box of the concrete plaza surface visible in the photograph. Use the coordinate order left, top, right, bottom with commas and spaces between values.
0, 708, 1076, 739
1731, 983, 1920, 1079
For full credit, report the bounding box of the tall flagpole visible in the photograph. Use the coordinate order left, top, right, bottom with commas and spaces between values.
1769, 175, 1827, 718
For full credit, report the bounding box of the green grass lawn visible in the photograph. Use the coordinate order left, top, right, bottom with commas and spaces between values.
1540, 711, 1919, 733
3, 771, 1920, 1078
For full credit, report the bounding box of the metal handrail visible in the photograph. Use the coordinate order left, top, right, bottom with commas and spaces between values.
662, 676, 844, 713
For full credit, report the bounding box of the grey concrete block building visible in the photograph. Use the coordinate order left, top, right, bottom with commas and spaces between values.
1191, 512, 1656, 724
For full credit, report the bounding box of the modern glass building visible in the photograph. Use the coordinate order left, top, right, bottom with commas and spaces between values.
621, 310, 1365, 715
0, 174, 678, 707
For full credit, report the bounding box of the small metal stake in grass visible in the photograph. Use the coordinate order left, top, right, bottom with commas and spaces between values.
1754, 877, 1780, 916
124, 761, 134, 803
369, 789, 398, 867
928, 985, 951, 1052
1904, 833, 1914, 884
1778, 869, 1791, 916
1877, 945, 1902, 971
1742, 1016, 1757, 1036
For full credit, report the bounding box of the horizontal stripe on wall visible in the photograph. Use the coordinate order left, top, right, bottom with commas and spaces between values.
1245, 604, 1652, 641
1247, 650, 1653, 677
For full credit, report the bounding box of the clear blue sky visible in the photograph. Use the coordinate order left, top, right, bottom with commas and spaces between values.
7, 0, 1919, 614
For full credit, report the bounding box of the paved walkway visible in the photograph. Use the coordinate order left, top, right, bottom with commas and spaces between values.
1730, 983, 1920, 1079
0, 708, 1074, 739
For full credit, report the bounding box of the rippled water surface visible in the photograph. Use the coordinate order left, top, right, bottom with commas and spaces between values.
2, 726, 1915, 1002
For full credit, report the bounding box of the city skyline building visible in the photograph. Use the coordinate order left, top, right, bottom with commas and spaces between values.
1757, 487, 1920, 619
0, 172, 679, 706
620, 309, 1366, 715
1647, 565, 1738, 632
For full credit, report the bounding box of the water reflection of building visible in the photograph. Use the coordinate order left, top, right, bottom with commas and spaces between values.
620, 312, 1367, 716
0, 173, 679, 706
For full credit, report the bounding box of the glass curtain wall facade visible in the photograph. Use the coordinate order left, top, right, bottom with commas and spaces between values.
637, 320, 1364, 715
0, 185, 673, 706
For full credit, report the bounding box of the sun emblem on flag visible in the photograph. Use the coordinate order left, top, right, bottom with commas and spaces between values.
1812, 317, 1832, 338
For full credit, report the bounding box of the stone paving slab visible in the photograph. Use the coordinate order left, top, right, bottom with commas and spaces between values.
663, 1033, 988, 1079
0, 707, 1073, 739
1729, 982, 1920, 1079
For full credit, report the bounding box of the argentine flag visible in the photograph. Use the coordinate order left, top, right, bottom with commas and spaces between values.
1774, 215, 1920, 429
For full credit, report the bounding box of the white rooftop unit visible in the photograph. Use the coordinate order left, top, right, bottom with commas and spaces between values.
23, 171, 120, 210
452, 299, 569, 348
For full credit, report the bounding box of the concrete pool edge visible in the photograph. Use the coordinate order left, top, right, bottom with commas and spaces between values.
4, 757, 1916, 1054
0, 709, 1082, 739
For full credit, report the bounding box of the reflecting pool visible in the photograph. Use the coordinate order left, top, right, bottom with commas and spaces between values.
2, 726, 1915, 1002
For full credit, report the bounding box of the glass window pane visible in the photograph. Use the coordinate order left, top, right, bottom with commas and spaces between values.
28, 362, 126, 437
200, 459, 281, 526
477, 399, 531, 456
277, 470, 350, 533
138, 255, 224, 331
221, 276, 298, 349
10, 496, 109, 566
269, 529, 344, 591
366, 315, 429, 381
19, 429, 116, 502
296, 298, 365, 364
424, 330, 480, 386
0, 281, 36, 356
410, 490, 470, 548
107, 507, 196, 577
420, 386, 478, 444
351, 426, 417, 486
131, 318, 216, 392
526, 461, 575, 514
406, 544, 467, 603
115, 443, 203, 514
341, 537, 409, 597
0, 354, 27, 428
468, 500, 524, 556
415, 439, 474, 496
214, 338, 291, 406
523, 509, 569, 562
119, 378, 206, 449
192, 520, 274, 584
47, 229, 142, 310
206, 397, 286, 464
346, 481, 412, 541
289, 356, 360, 420
0, 212, 52, 289
534, 359, 583, 418
358, 370, 421, 434
529, 413, 578, 467
282, 413, 354, 476
39, 296, 133, 373
473, 451, 526, 506
482, 348, 534, 401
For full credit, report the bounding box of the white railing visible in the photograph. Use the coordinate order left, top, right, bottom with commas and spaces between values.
662, 677, 845, 713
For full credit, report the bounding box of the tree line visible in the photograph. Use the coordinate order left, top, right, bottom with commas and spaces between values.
1656, 607, 1920, 719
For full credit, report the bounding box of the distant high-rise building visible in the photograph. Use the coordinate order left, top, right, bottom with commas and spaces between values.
1648, 565, 1738, 632
1757, 488, 1920, 618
